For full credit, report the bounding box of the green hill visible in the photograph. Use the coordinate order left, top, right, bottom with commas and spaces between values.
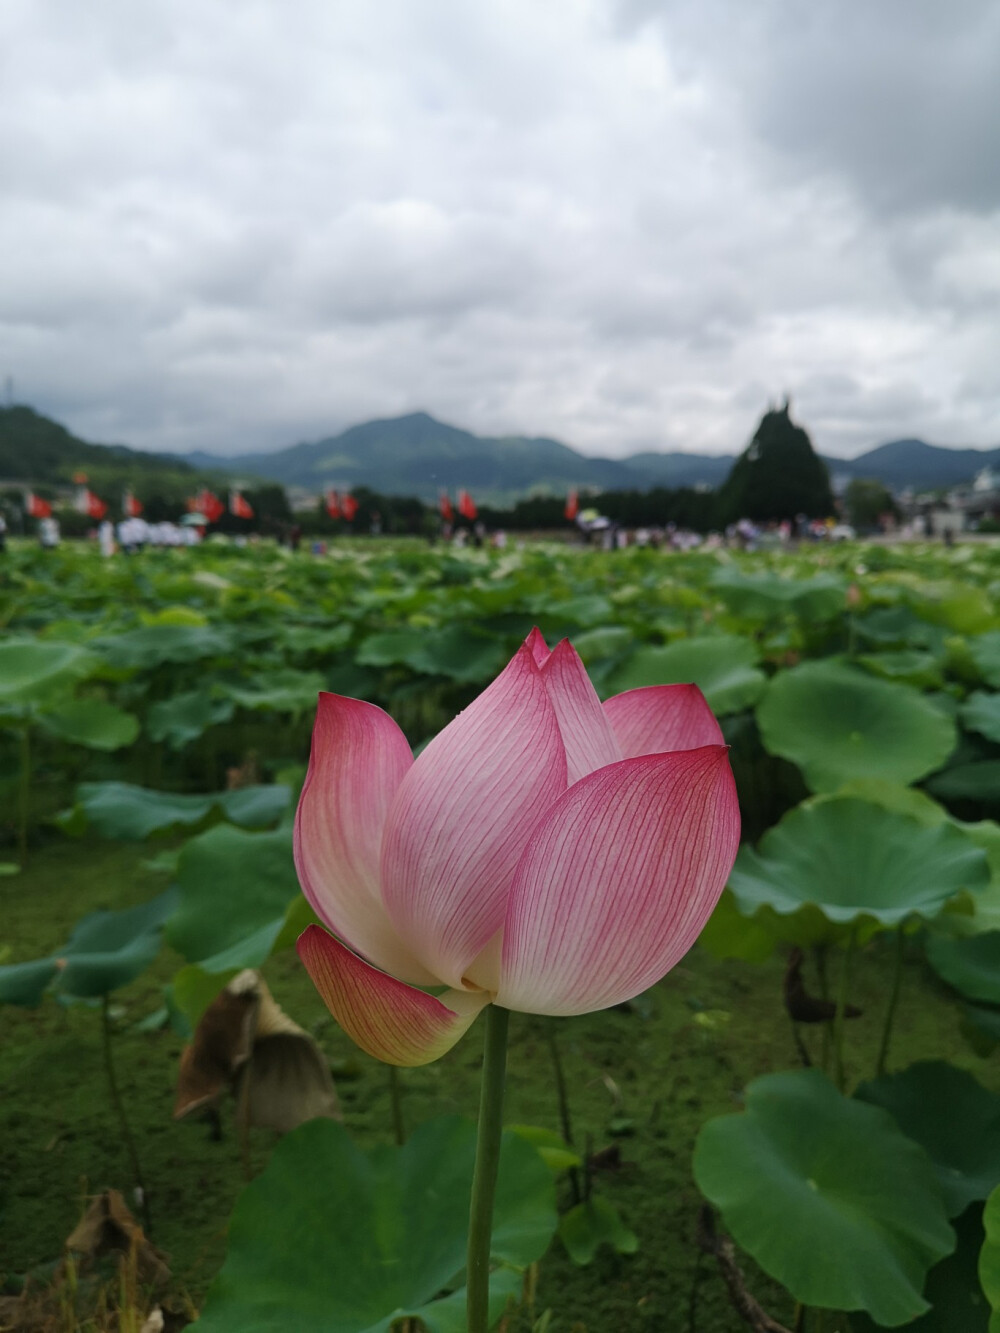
0, 405, 212, 500
183, 411, 734, 503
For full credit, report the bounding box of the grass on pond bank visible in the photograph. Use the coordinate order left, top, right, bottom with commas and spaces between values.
1, 833, 988, 1332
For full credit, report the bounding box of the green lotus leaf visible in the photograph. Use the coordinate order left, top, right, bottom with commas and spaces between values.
905, 581, 998, 636
38, 700, 140, 750
926, 932, 1000, 1005
147, 689, 236, 748
604, 635, 766, 714
536, 593, 614, 628
60, 782, 290, 840
697, 889, 782, 962
0, 958, 61, 1006
568, 626, 634, 665
980, 1185, 1000, 1332
277, 623, 352, 659
727, 797, 989, 936
94, 623, 235, 671
963, 694, 1000, 746
694, 1069, 955, 1326
558, 1197, 638, 1266
223, 668, 326, 716
832, 779, 949, 826
166, 823, 300, 971
711, 568, 847, 621
858, 650, 945, 690
852, 1204, 988, 1333
855, 607, 949, 653
171, 896, 321, 1027
356, 624, 507, 684
969, 634, 1000, 689
856, 1062, 1000, 1217
0, 889, 176, 1005
0, 639, 99, 704
195, 1116, 556, 1333
139, 606, 210, 627
507, 1125, 582, 1173
756, 661, 957, 792
960, 823, 1000, 931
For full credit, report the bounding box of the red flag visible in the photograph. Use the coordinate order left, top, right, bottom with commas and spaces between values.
325, 488, 341, 519
193, 488, 225, 523
229, 489, 254, 519
439, 491, 454, 523
76, 487, 107, 519
340, 492, 359, 522
123, 489, 143, 517
457, 489, 477, 521
25, 491, 52, 518
564, 489, 579, 521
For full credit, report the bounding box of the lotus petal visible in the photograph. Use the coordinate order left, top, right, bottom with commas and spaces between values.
604, 683, 724, 757
540, 639, 622, 782
497, 747, 739, 1015
297, 926, 489, 1066
380, 643, 566, 988
524, 626, 552, 667
294, 693, 435, 985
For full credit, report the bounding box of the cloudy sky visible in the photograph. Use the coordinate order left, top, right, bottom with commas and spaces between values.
4, 0, 999, 460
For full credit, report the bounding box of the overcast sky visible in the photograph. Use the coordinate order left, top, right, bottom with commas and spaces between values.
4, 0, 999, 460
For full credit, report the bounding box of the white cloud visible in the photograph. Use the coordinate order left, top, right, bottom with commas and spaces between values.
2, 0, 998, 462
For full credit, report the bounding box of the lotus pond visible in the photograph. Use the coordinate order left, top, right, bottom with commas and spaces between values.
3, 535, 1000, 1333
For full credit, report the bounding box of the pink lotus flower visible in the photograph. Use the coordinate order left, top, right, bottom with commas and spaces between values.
295, 629, 740, 1065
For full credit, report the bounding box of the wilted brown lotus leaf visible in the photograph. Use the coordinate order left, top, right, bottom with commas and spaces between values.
0, 1193, 176, 1333
174, 969, 340, 1133
65, 1187, 171, 1287
173, 972, 257, 1119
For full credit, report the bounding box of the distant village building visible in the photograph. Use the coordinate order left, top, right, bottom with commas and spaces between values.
964, 467, 1000, 525
928, 504, 966, 539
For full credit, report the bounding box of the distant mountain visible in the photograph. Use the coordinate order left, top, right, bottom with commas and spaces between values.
181, 411, 734, 503
620, 450, 735, 489
6, 405, 998, 504
825, 438, 1000, 491
182, 412, 1000, 499
0, 405, 200, 495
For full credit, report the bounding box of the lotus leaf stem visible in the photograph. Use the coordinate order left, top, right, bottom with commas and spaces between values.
388, 1064, 406, 1145
832, 928, 857, 1093
546, 1022, 581, 1204
17, 723, 30, 866
100, 995, 151, 1235
466, 1003, 510, 1333
875, 925, 906, 1078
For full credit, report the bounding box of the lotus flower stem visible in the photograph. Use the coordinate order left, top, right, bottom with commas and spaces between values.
875, 926, 906, 1078
466, 1003, 510, 1333
100, 996, 151, 1235
832, 929, 857, 1093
